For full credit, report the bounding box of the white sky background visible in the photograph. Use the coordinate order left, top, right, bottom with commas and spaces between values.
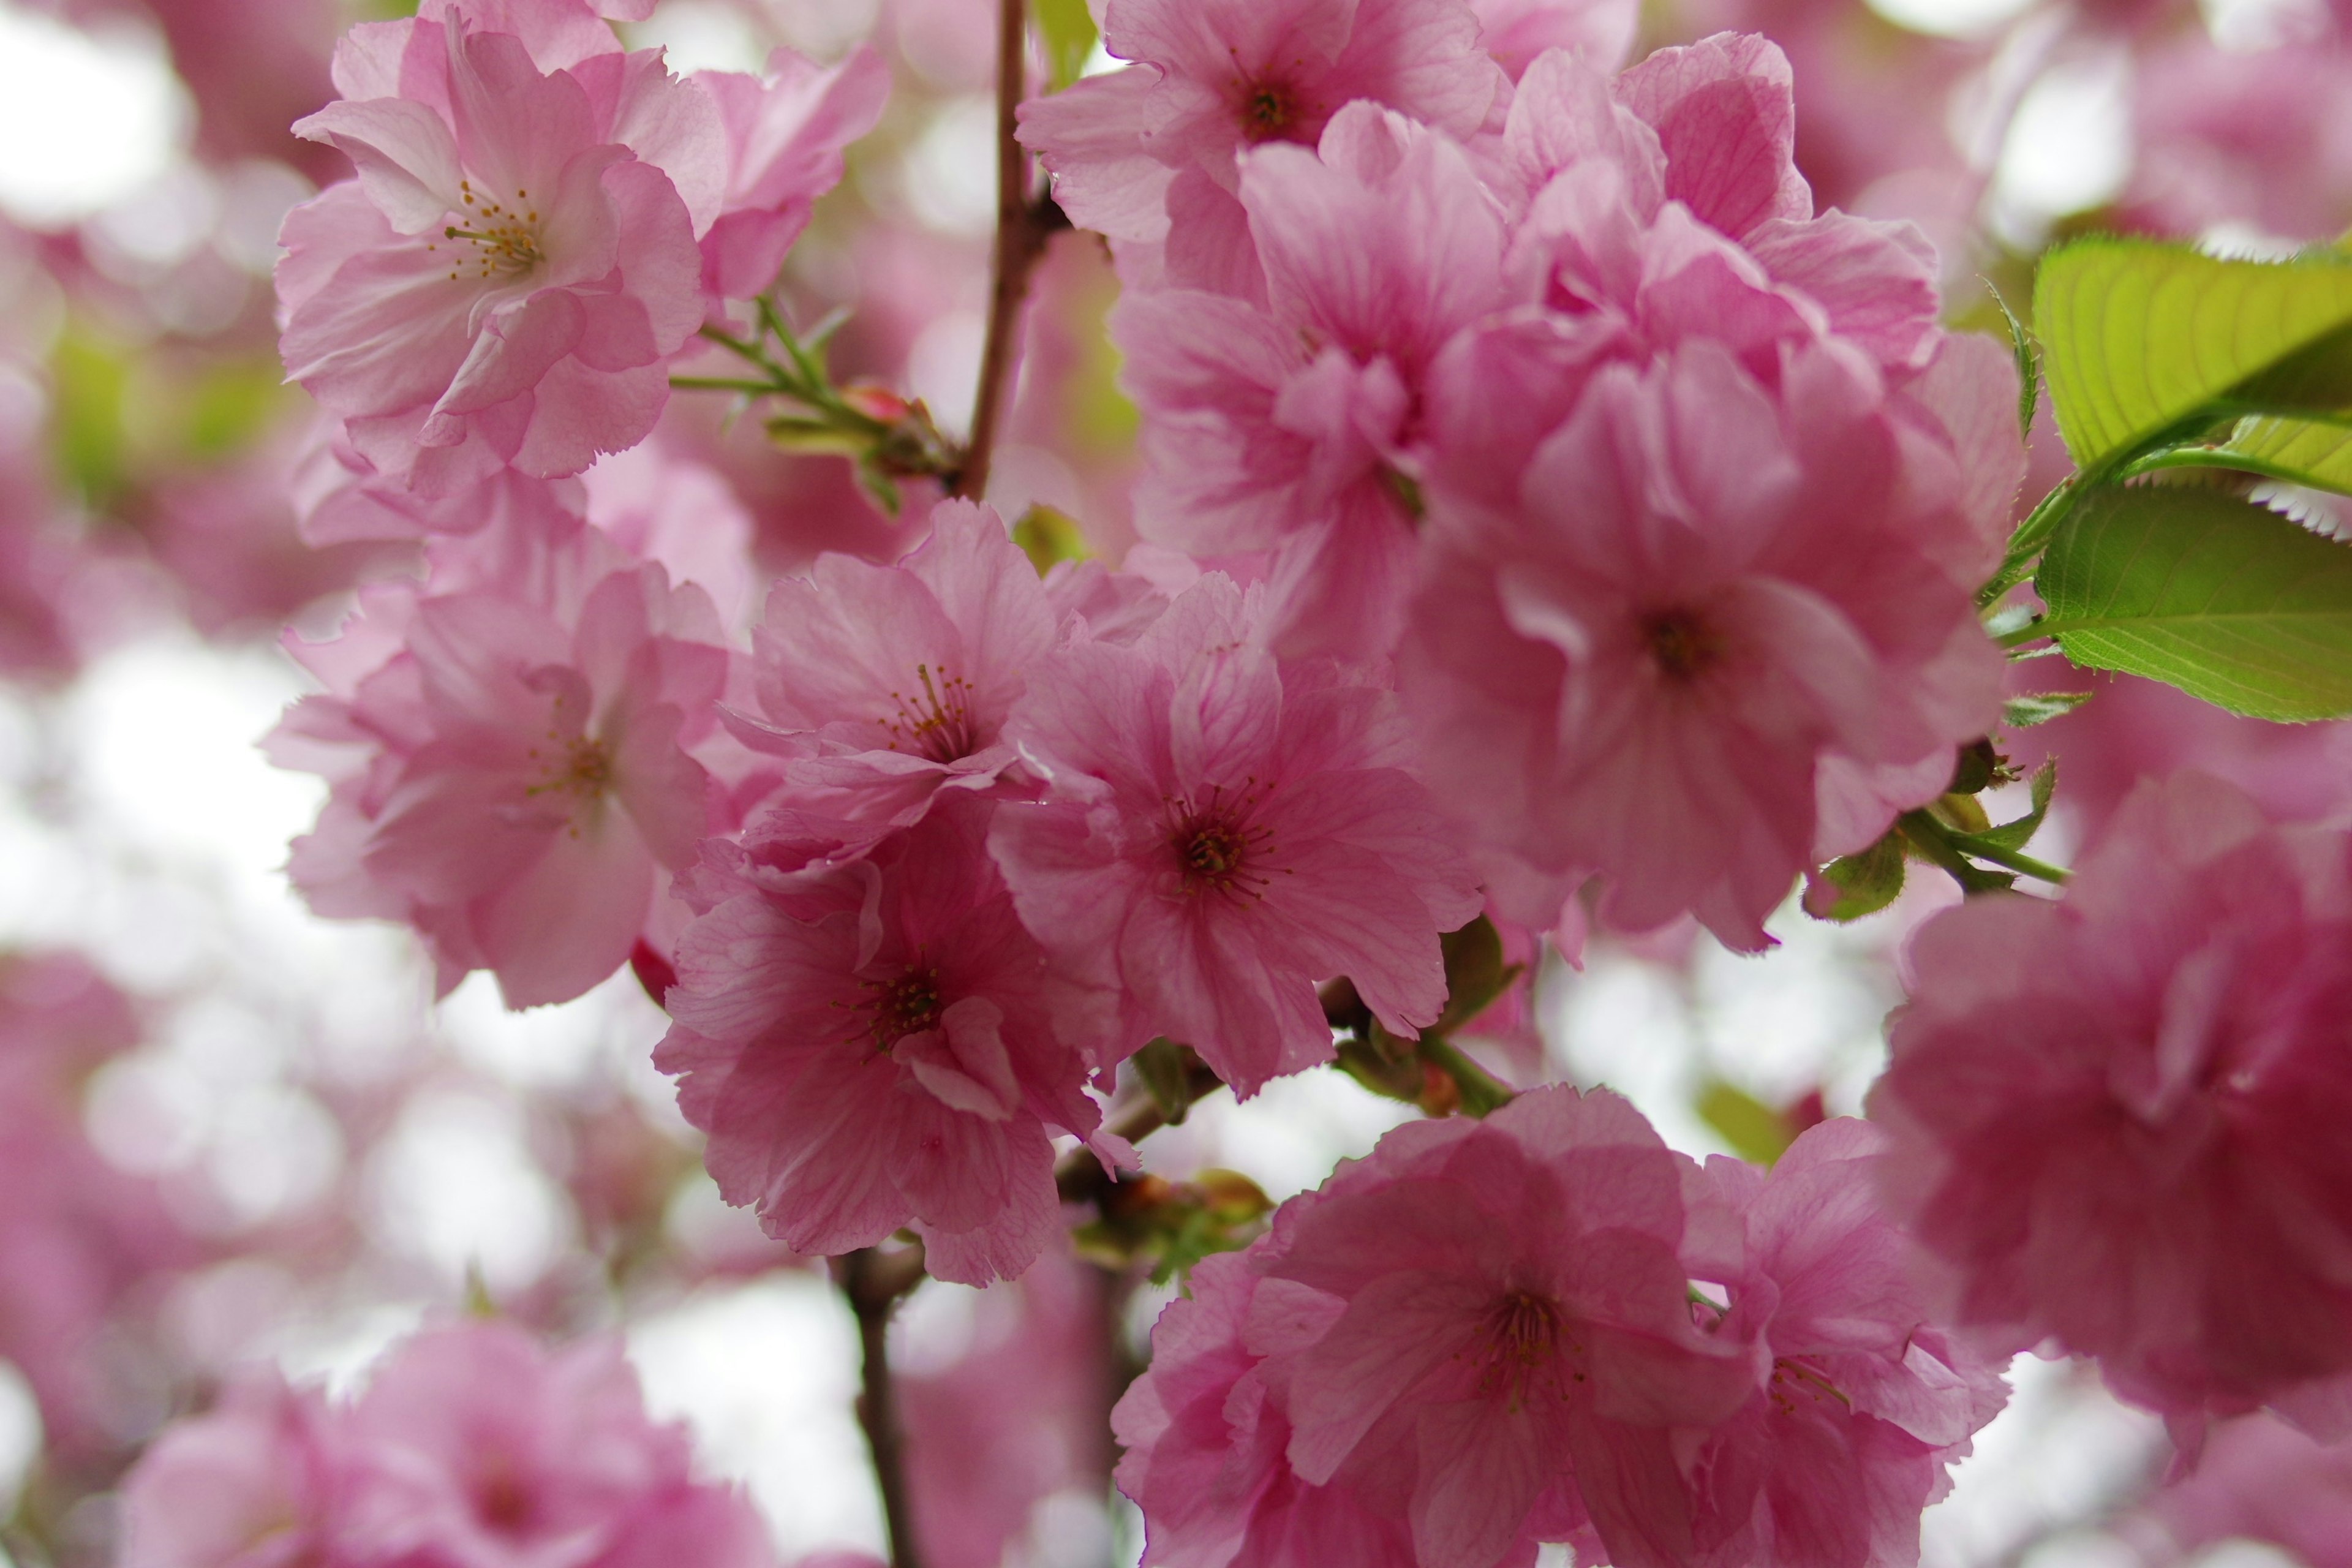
0, 0, 2314, 1563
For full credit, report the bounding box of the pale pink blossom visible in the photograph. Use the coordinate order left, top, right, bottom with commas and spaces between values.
657, 799, 1102, 1284
1112, 104, 1510, 657
1016, 0, 1501, 244
268, 517, 733, 1008
696, 45, 892, 300
989, 573, 1482, 1096
1474, 0, 1640, 78
280, 6, 717, 489
733, 500, 1058, 828
119, 1321, 775, 1568
1681, 1120, 2009, 1568
2130, 1411, 2352, 1564
1870, 772, 2352, 1422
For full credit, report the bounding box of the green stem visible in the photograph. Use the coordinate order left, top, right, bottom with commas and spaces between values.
1420, 1036, 1516, 1116
1958, 836, 2072, 884
667, 375, 786, 394
2117, 446, 2314, 487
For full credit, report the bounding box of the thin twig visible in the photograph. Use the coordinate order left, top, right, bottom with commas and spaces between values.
837, 1246, 928, 1568
955, 0, 1061, 500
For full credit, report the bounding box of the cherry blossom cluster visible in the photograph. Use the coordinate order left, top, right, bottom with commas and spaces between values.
118, 1319, 777, 1567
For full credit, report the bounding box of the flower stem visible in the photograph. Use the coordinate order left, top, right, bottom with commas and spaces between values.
837, 1246, 929, 1568
956, 0, 1066, 500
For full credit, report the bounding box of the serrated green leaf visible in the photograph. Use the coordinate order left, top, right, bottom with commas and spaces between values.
1954, 759, 2056, 853
1803, 832, 1905, 922
2002, 690, 2094, 727
2035, 239, 2352, 477
1696, 1079, 1793, 1166
1033, 0, 1098, 91
2034, 483, 2352, 718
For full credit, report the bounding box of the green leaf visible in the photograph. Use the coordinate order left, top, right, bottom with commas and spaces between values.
1432, 916, 1520, 1036
1012, 503, 1089, 575
1990, 283, 2039, 440
1131, 1038, 1197, 1126
1803, 832, 1906, 922
2034, 239, 2352, 477
2223, 413, 2352, 494
2002, 690, 2094, 727
1696, 1079, 1794, 1166
1954, 760, 2056, 854
1033, 0, 1098, 91
2034, 483, 2352, 719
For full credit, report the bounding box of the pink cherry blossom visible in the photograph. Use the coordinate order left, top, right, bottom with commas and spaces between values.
1016, 0, 1501, 245
118, 1321, 776, 1568
1112, 1251, 1424, 1568
1112, 104, 1510, 657
117, 1369, 345, 1568
1870, 771, 2352, 1422
696, 45, 892, 301
733, 500, 1059, 828
656, 799, 1102, 1284
1681, 1119, 2010, 1568
989, 573, 1482, 1096
2129, 1411, 2352, 1564
1246, 1086, 1754, 1568
1401, 338, 2008, 949
1474, 0, 1641, 78
268, 515, 733, 1008
279, 6, 716, 490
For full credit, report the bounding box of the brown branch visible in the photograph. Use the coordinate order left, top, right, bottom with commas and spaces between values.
835, 1245, 929, 1568
952, 0, 1066, 500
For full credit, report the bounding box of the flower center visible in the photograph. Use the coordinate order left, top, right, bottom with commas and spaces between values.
1240, 80, 1297, 141
1472, 1288, 1580, 1404
852, 966, 944, 1051
1767, 1355, 1852, 1416
1168, 784, 1276, 899
529, 734, 614, 801
1640, 607, 1724, 683
432, 179, 545, 282
881, 663, 980, 764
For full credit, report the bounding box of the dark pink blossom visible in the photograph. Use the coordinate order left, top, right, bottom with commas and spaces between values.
279, 6, 716, 489
1017, 0, 1501, 246
1401, 339, 2008, 949
268, 516, 733, 1007
989, 573, 1482, 1096
1681, 1119, 2010, 1568
733, 500, 1058, 827
1871, 772, 2352, 1423
657, 800, 1102, 1284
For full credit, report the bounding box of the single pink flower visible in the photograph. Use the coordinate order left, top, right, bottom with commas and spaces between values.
1400, 339, 2006, 948
117, 1370, 346, 1568
733, 500, 1060, 828
1869, 772, 2352, 1423
280, 7, 715, 489
1112, 104, 1510, 657
1017, 0, 1500, 244
696, 45, 892, 301
989, 573, 1482, 1096
269, 516, 733, 1008
1112, 1251, 1425, 1568
1681, 1120, 2010, 1568
1246, 1087, 1755, 1568
656, 799, 1102, 1285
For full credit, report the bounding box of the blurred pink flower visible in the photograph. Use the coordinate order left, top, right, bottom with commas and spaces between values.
1681, 1119, 2010, 1568
696, 45, 892, 301
119, 1321, 775, 1568
279, 7, 715, 489
658, 800, 1102, 1284
990, 573, 1482, 1096
733, 500, 1058, 827
1871, 772, 2352, 1424
1401, 339, 2008, 949
269, 515, 733, 1008
1017, 0, 1501, 244
2131, 1411, 2352, 1564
